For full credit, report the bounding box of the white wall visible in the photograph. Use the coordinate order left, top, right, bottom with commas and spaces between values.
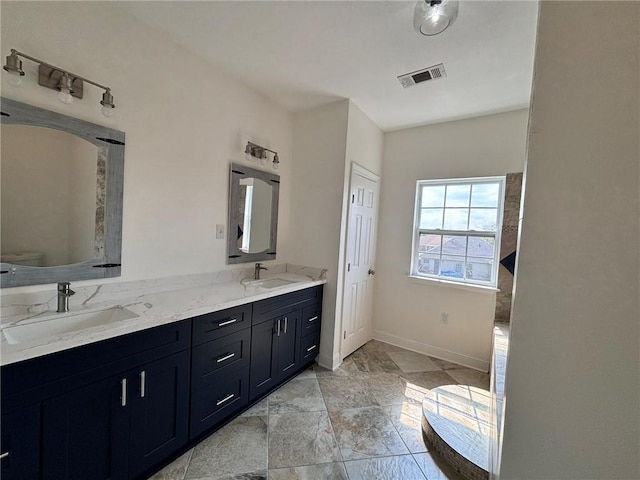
0, 2, 293, 292
499, 2, 639, 478
374, 110, 529, 370
290, 100, 383, 368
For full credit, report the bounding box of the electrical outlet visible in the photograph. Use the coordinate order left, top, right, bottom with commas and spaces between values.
215, 224, 224, 240
440, 312, 449, 324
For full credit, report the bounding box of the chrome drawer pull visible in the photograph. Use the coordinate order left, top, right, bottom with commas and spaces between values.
216, 393, 235, 406
0, 452, 9, 460
140, 371, 146, 398
276, 318, 281, 337
218, 318, 238, 327
121, 378, 127, 407
216, 352, 235, 363
308, 316, 318, 322
306, 344, 317, 352
284, 316, 288, 334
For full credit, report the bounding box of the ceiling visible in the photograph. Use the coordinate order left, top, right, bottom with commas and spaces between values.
120, 1, 539, 132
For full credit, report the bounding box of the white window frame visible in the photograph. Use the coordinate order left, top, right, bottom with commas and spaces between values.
410, 176, 506, 288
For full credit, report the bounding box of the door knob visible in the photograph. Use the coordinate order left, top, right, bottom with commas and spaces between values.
368, 269, 376, 275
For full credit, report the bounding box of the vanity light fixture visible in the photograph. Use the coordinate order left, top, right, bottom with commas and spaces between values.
3, 49, 116, 117
244, 141, 280, 170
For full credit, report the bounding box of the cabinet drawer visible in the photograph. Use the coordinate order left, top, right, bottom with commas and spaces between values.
190, 367, 249, 439
192, 328, 250, 388
253, 286, 323, 325
192, 304, 252, 345
300, 304, 321, 337
300, 332, 321, 365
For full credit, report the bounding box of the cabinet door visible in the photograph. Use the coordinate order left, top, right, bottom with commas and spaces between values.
249, 318, 279, 401
43, 376, 129, 480
1, 404, 40, 480
276, 310, 301, 381
128, 351, 190, 479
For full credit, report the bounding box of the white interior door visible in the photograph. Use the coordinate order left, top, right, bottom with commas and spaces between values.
340, 164, 379, 360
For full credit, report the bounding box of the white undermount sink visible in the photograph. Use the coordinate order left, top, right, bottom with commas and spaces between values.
243, 278, 297, 289
2, 306, 139, 345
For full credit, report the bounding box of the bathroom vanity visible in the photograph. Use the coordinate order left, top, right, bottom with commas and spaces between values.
0, 279, 323, 480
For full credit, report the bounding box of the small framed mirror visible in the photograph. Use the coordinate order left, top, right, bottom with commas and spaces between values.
227, 163, 279, 264
0, 97, 125, 288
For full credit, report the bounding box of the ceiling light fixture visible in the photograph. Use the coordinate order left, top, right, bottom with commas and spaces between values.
244, 141, 280, 170
3, 49, 116, 117
414, 0, 459, 36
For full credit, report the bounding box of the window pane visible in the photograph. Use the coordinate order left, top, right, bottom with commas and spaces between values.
441, 255, 465, 279
442, 235, 467, 255
421, 186, 445, 208
418, 253, 440, 275
468, 236, 495, 258
418, 233, 442, 254
420, 209, 443, 229
443, 208, 468, 230
469, 208, 498, 231
445, 185, 470, 207
466, 257, 494, 282
471, 183, 500, 207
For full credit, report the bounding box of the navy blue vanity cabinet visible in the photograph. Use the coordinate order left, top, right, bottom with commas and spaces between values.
2, 320, 191, 480
299, 303, 322, 365
190, 306, 252, 439
128, 350, 190, 479
250, 286, 323, 401
41, 349, 190, 480
0, 403, 40, 480
42, 374, 130, 479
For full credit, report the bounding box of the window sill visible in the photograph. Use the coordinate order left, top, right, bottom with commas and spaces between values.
407, 275, 500, 294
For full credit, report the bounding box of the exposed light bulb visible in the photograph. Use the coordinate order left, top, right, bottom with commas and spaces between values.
259, 155, 268, 166
101, 105, 114, 117
57, 88, 73, 104
272, 160, 280, 170
5, 70, 23, 87
245, 153, 253, 161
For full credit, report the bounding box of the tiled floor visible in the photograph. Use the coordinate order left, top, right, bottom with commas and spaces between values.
149, 340, 489, 480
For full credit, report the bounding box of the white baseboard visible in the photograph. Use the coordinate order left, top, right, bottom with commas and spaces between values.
372, 330, 490, 372
317, 353, 338, 371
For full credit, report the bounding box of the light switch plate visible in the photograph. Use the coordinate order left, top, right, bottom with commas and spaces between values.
216, 224, 224, 239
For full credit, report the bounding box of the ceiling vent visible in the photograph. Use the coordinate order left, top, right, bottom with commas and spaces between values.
397, 63, 446, 88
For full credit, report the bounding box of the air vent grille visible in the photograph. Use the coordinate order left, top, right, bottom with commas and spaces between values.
398, 63, 447, 88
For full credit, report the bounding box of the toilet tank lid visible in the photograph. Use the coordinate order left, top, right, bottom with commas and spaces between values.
1, 252, 42, 262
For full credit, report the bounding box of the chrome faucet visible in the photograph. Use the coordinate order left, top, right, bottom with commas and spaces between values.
254, 263, 268, 280
57, 282, 75, 313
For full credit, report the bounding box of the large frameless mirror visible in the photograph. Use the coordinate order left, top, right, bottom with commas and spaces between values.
0, 97, 125, 287
227, 163, 279, 264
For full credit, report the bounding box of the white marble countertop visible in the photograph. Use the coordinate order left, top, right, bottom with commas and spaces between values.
0, 264, 326, 366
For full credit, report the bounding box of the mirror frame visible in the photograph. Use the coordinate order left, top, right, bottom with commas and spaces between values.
0, 97, 125, 288
227, 163, 279, 264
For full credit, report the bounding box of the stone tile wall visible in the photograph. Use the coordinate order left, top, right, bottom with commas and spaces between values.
494, 172, 523, 322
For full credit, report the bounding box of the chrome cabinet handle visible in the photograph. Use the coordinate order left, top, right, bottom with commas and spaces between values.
218, 318, 237, 327
308, 316, 318, 322
276, 318, 281, 337
0, 452, 9, 460
307, 344, 317, 352
216, 352, 235, 363
216, 393, 235, 406
121, 378, 127, 407
283, 316, 288, 334
140, 371, 146, 398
